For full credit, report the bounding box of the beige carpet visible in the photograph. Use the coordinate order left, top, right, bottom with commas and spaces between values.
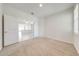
0, 37, 78, 56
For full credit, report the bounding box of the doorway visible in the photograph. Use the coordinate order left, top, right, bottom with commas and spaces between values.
18, 21, 34, 42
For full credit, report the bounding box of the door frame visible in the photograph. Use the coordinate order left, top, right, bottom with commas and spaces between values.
2, 14, 4, 48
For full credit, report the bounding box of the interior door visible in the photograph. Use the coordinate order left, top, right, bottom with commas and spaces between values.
4, 15, 18, 46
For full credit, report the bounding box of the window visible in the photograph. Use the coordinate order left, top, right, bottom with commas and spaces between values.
74, 4, 78, 34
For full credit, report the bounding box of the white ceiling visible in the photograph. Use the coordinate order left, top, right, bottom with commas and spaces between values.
4, 3, 75, 18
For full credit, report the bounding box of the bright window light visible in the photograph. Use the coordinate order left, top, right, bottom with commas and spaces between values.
74, 4, 78, 34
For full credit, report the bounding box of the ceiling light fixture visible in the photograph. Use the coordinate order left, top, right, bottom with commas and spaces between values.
39, 4, 43, 7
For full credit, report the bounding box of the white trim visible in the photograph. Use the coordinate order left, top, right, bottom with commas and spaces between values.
74, 44, 79, 54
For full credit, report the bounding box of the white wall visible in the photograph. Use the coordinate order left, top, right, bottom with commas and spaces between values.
33, 18, 39, 37
3, 5, 39, 46
38, 18, 45, 37
0, 4, 2, 50
44, 8, 73, 44
73, 4, 79, 54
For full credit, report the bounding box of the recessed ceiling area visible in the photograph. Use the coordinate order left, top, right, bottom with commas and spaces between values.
3, 3, 75, 18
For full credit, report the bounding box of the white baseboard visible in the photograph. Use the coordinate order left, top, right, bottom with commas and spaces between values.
45, 36, 73, 44
74, 45, 79, 54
